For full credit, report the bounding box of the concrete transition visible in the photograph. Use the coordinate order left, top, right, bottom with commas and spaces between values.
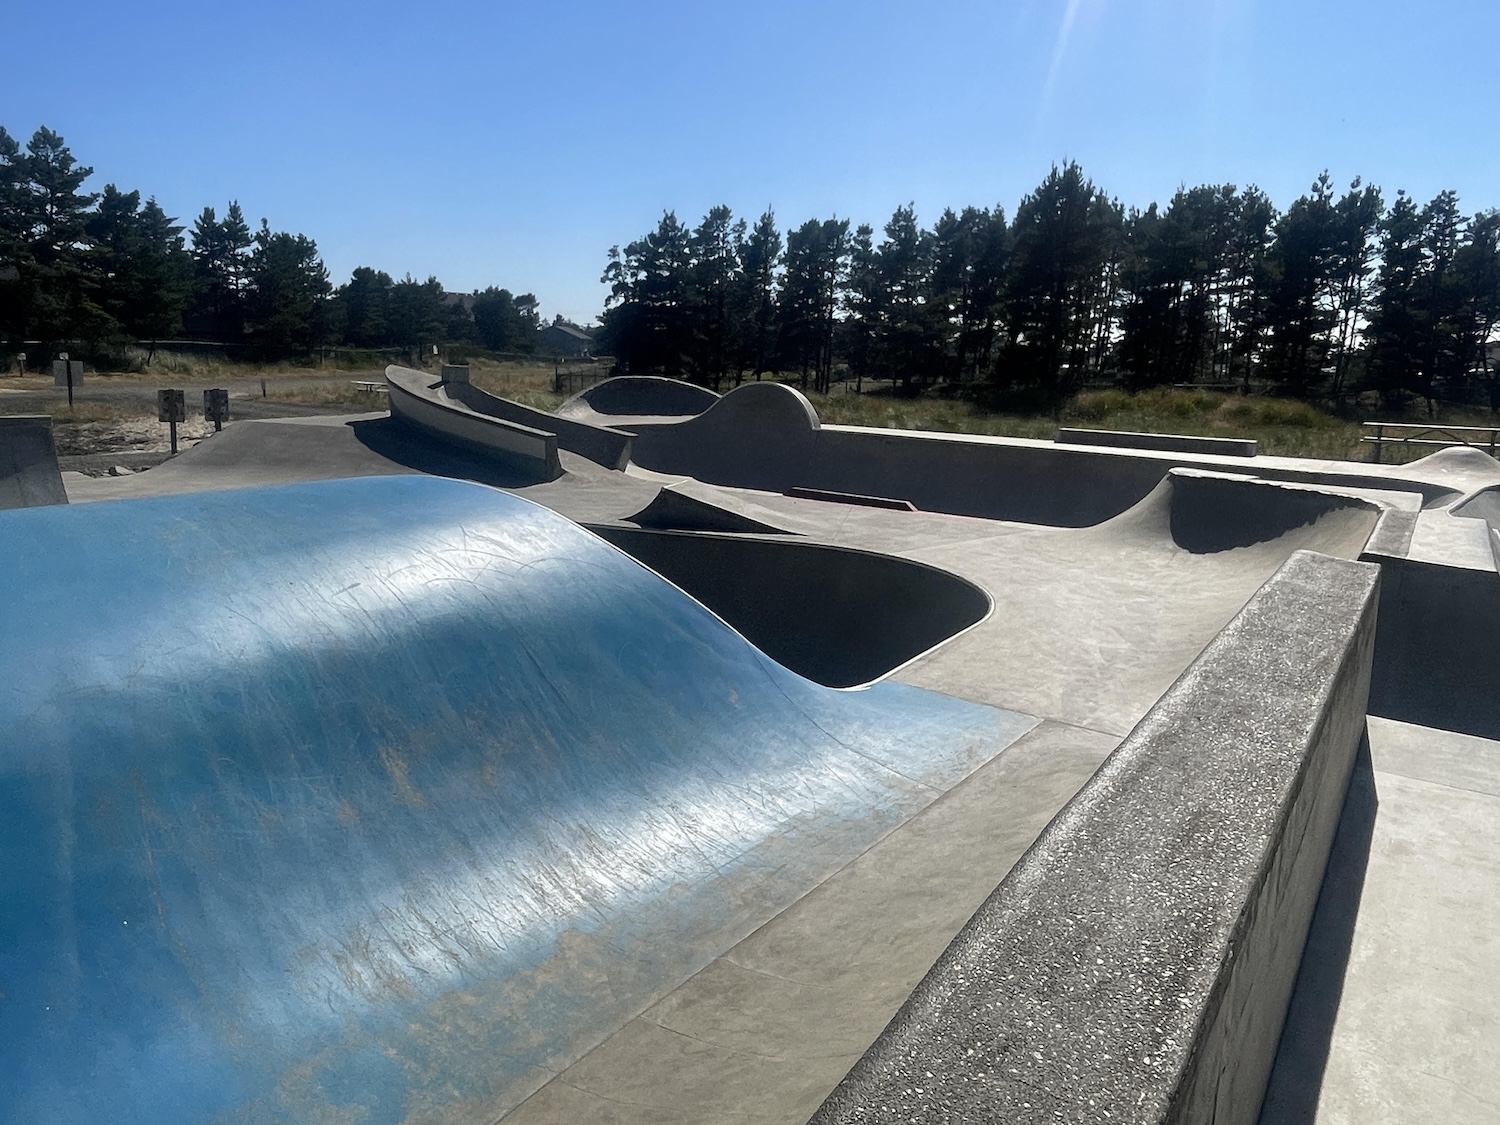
556, 374, 720, 423
624, 483, 793, 534
7, 370, 1500, 1124
0, 414, 67, 510
593, 526, 993, 688
811, 551, 1381, 1125
0, 475, 1036, 1125
385, 365, 565, 481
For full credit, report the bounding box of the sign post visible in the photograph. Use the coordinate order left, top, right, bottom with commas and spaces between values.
52, 354, 83, 407
157, 388, 186, 454
203, 388, 229, 432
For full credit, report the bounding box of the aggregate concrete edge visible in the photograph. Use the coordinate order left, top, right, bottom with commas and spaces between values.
808, 550, 1381, 1125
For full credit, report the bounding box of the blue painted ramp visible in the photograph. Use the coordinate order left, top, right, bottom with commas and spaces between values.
0, 476, 1034, 1124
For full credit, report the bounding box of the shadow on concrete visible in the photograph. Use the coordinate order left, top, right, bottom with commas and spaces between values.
591, 526, 991, 688
1257, 739, 1379, 1125
1369, 558, 1500, 741
348, 416, 552, 489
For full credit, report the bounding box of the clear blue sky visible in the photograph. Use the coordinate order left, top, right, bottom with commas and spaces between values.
9, 0, 1499, 324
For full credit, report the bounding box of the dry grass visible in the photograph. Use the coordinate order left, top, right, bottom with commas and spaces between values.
799, 383, 1500, 463
39, 400, 137, 425
468, 363, 566, 411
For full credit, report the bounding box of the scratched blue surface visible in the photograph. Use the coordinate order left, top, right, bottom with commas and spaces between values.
0, 476, 1034, 1124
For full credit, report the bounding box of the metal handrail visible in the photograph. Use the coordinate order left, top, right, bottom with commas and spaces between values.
1362, 421, 1500, 462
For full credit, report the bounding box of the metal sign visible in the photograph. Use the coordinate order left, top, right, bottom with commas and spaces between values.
157, 388, 186, 422
203, 388, 230, 428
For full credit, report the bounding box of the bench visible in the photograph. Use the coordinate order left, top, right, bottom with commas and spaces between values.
351, 380, 388, 394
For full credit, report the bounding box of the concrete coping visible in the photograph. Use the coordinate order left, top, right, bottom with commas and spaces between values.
810, 549, 1381, 1125
1056, 426, 1258, 457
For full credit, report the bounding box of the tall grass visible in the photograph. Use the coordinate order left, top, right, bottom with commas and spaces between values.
801, 384, 1367, 459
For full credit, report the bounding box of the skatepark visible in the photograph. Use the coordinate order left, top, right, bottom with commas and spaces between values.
2, 368, 1498, 1123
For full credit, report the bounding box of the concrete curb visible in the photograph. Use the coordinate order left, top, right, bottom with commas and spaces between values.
1056, 427, 1258, 457
808, 550, 1381, 1124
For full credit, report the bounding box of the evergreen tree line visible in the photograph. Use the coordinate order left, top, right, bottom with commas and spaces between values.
600, 164, 1500, 411
0, 126, 542, 366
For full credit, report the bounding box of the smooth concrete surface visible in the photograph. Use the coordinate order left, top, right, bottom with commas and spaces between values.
504, 720, 1120, 1125
1056, 425, 1258, 457
0, 476, 1038, 1124
556, 374, 720, 424
61, 415, 631, 504
1261, 717, 1500, 1124
591, 526, 992, 687
624, 483, 792, 534
811, 552, 1381, 1125
386, 364, 564, 480
434, 369, 635, 470
27, 397, 1500, 1123
0, 414, 67, 509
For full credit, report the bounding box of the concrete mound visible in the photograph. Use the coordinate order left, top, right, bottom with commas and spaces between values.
0, 415, 67, 510
0, 474, 1031, 1124
556, 374, 719, 420
625, 483, 791, 534
1097, 469, 1383, 555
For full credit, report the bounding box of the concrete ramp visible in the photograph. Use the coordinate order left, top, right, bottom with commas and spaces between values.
1097, 469, 1384, 556
0, 475, 1033, 1125
556, 375, 719, 422
625, 483, 792, 534
0, 415, 67, 510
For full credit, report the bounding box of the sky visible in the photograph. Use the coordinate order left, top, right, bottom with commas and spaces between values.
8, 0, 1500, 325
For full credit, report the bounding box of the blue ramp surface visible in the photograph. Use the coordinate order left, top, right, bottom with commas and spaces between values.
0, 476, 1034, 1125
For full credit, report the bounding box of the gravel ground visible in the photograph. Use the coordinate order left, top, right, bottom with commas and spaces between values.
0, 372, 389, 459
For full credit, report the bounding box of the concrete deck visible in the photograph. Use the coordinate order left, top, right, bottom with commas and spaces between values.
1261, 717, 1500, 1124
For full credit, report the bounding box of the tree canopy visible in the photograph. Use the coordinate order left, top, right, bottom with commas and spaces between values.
0, 125, 546, 366
602, 166, 1500, 413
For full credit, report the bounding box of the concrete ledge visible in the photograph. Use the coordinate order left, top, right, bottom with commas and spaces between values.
810, 550, 1380, 1125
1057, 426, 1258, 457
385, 366, 562, 482
0, 414, 67, 509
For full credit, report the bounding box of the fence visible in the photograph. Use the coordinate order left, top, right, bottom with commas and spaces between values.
1362, 422, 1500, 462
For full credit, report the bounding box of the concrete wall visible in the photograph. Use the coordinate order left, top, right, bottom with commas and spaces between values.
0, 415, 67, 510
809, 550, 1381, 1125
1367, 555, 1500, 741
385, 366, 563, 482
628, 382, 1461, 524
